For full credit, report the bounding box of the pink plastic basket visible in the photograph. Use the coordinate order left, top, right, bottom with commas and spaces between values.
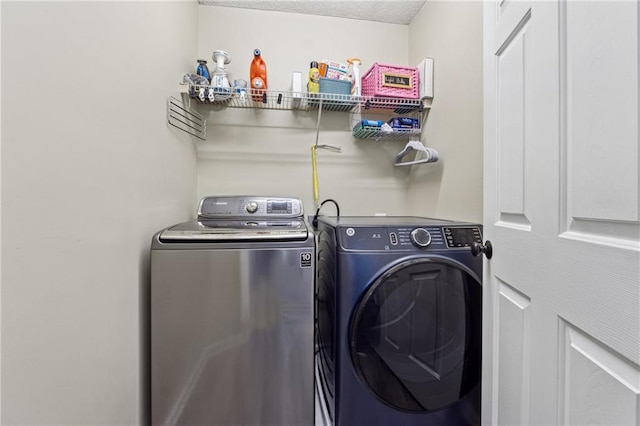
361, 62, 419, 99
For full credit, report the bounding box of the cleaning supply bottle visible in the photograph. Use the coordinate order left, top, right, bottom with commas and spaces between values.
308, 61, 320, 93
196, 59, 211, 83
211, 50, 231, 89
347, 58, 362, 96
250, 49, 267, 102
210, 50, 232, 101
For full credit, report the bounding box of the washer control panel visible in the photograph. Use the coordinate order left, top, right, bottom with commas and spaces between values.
339, 225, 482, 251
198, 196, 303, 219
443, 226, 483, 248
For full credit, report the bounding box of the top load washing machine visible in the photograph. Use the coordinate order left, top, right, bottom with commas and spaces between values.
151, 196, 315, 426
315, 216, 482, 426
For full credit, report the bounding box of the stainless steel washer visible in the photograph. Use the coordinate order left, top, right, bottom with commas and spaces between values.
151, 196, 315, 426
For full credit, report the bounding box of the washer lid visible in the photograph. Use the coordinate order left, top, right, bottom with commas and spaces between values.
159, 219, 309, 242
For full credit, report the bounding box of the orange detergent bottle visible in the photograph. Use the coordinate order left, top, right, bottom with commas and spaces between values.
250, 49, 268, 102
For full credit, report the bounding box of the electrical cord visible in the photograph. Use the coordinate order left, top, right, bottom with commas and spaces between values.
312, 198, 340, 230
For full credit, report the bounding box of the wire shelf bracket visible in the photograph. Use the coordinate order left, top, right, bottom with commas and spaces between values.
167, 96, 206, 141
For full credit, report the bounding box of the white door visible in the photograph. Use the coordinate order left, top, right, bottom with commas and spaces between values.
483, 1, 640, 425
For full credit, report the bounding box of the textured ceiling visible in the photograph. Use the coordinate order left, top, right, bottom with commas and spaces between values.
199, 1, 427, 25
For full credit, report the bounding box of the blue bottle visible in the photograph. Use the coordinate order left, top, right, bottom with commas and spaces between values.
196, 60, 211, 83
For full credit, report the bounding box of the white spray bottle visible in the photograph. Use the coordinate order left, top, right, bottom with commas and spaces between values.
347, 58, 362, 96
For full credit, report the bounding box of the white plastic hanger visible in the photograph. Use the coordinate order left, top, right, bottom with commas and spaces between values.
394, 141, 439, 167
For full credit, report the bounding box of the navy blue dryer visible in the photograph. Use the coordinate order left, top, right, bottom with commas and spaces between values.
315, 216, 482, 426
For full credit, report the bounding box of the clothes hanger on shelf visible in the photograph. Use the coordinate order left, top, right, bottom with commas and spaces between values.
394, 140, 439, 167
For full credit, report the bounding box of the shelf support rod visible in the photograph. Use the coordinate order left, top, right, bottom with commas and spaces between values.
314, 98, 323, 147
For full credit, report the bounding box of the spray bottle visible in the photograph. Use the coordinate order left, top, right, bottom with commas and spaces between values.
347, 58, 362, 96
308, 61, 320, 93
250, 49, 268, 102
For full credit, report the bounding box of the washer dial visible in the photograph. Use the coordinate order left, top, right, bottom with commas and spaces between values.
246, 201, 259, 213
410, 228, 432, 247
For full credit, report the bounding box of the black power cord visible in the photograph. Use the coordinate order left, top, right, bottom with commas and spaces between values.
312, 199, 340, 230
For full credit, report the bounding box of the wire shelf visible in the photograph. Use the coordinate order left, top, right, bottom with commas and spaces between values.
352, 126, 421, 141
177, 84, 429, 141
180, 84, 425, 113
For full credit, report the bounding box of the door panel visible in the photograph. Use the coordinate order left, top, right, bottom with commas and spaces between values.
496, 10, 532, 229
559, 321, 640, 426
484, 1, 640, 425
560, 0, 639, 244
497, 279, 530, 426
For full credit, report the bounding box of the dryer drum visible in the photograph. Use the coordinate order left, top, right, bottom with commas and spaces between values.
350, 258, 482, 413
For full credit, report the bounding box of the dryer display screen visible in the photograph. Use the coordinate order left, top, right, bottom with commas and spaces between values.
443, 227, 482, 248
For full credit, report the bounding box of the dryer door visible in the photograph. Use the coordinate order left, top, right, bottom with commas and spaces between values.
350, 257, 481, 413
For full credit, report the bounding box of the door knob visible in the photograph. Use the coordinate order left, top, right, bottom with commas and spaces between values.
471, 241, 493, 259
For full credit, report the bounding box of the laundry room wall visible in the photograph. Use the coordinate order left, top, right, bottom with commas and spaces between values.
195, 6, 413, 216
407, 1, 484, 222
1, 2, 198, 424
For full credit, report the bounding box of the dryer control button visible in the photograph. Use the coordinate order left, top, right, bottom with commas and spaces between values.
411, 228, 432, 247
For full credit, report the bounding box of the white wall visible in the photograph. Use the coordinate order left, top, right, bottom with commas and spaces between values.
195, 6, 413, 216
1, 2, 198, 424
407, 1, 484, 222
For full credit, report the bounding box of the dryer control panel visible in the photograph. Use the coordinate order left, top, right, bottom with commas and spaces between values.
339, 225, 482, 251
443, 226, 483, 248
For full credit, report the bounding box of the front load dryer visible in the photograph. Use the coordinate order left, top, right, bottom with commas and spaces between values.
315, 216, 482, 426
151, 196, 315, 426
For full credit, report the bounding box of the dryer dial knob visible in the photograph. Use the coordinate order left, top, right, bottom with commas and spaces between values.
246, 201, 259, 213
411, 228, 432, 248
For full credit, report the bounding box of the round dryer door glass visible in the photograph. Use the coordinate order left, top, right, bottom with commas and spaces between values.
350, 258, 481, 413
